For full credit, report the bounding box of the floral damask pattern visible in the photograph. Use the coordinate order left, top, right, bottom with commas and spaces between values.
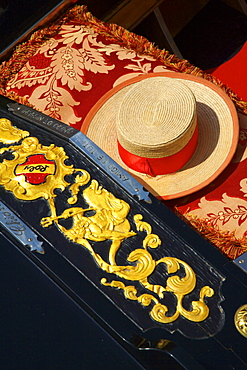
183, 114, 247, 242
6, 23, 168, 129
189, 192, 247, 239
3, 7, 247, 258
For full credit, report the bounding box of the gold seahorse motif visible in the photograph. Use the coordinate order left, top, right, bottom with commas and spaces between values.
41, 179, 214, 324
0, 118, 215, 325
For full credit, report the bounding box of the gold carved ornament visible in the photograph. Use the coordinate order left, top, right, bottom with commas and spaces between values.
0, 118, 214, 325
0, 118, 89, 206
234, 304, 247, 338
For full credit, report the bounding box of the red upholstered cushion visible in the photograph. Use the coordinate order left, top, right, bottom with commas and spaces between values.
206, 41, 247, 102
3, 12, 172, 131
1, 5, 247, 259
168, 42, 247, 259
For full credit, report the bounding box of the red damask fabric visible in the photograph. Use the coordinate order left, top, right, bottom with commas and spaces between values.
1, 5, 247, 258
3, 18, 172, 130
167, 112, 247, 258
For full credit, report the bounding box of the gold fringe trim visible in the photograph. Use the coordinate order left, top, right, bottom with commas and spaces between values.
181, 212, 247, 260
68, 6, 247, 114
0, 5, 247, 114
1, 90, 34, 107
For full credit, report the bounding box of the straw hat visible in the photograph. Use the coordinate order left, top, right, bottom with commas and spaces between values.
82, 72, 239, 200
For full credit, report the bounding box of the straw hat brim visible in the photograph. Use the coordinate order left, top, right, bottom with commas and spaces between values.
82, 72, 239, 200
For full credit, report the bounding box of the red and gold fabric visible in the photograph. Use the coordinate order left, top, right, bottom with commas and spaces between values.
1, 5, 247, 259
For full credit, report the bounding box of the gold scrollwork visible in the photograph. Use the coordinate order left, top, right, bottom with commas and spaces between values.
0, 118, 29, 144
101, 256, 214, 324
41, 177, 214, 324
0, 119, 215, 325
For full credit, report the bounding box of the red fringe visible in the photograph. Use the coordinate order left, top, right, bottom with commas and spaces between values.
182, 213, 247, 260
0, 5, 88, 103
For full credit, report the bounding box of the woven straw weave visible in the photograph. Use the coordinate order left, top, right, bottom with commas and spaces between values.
116, 78, 197, 158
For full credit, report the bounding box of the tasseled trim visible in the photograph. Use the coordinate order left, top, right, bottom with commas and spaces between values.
0, 5, 247, 114
182, 213, 247, 260
0, 5, 88, 95
0, 90, 34, 107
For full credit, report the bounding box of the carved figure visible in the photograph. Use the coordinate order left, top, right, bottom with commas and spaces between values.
41, 178, 214, 324
41, 179, 136, 266
0, 118, 215, 325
